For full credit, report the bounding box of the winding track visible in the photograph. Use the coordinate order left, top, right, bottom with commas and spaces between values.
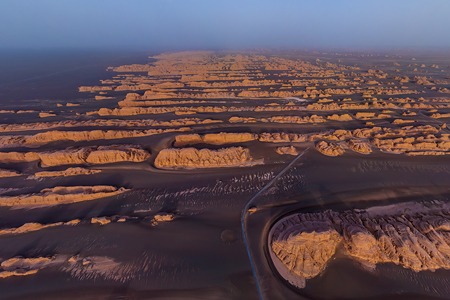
240, 147, 309, 300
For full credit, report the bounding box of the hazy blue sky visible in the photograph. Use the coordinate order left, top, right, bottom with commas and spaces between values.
0, 0, 449, 50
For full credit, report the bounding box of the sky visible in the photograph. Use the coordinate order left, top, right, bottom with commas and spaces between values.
0, 0, 449, 51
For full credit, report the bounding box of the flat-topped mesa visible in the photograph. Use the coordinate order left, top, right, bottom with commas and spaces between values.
79, 86, 113, 92
270, 201, 450, 289
0, 186, 128, 207
0, 128, 189, 148
326, 113, 353, 121
263, 115, 326, 124
39, 145, 151, 167
95, 104, 307, 117
109, 64, 154, 72
154, 147, 258, 169
0, 152, 40, 163
0, 118, 221, 133
0, 145, 151, 167
174, 132, 257, 147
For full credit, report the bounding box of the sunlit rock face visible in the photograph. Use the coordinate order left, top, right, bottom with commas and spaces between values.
0, 186, 128, 207
154, 147, 258, 169
269, 201, 450, 288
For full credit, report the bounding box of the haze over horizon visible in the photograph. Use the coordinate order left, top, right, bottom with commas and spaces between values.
0, 0, 449, 51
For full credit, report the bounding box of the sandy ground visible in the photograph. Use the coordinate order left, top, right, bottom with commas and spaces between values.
0, 50, 449, 299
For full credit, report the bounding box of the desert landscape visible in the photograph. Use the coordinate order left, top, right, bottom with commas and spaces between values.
0, 50, 449, 299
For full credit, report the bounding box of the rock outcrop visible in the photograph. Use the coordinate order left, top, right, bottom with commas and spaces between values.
0, 186, 128, 207
0, 128, 188, 148
151, 213, 175, 226
270, 201, 450, 288
0, 220, 80, 236
154, 147, 257, 169
0, 145, 150, 166
0, 257, 56, 278
174, 132, 257, 147
275, 146, 299, 156
315, 141, 345, 156
32, 167, 101, 178
91, 217, 111, 225
39, 145, 150, 167
347, 139, 372, 154
0, 168, 21, 178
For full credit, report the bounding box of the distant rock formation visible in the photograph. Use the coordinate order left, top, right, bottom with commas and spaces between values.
174, 132, 257, 147
347, 139, 372, 154
0, 128, 188, 148
151, 213, 175, 226
270, 201, 450, 288
0, 257, 56, 278
0, 186, 128, 207
0, 145, 150, 167
0, 168, 21, 178
275, 146, 299, 156
315, 141, 345, 156
91, 217, 111, 225
0, 220, 80, 236
154, 147, 258, 169
32, 167, 101, 178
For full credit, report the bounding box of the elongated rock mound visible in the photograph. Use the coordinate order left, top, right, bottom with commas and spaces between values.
0, 168, 21, 178
32, 167, 101, 178
315, 140, 345, 156
174, 132, 257, 147
154, 147, 256, 169
269, 201, 450, 288
0, 186, 128, 207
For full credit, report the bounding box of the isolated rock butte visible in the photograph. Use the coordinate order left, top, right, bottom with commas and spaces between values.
347, 139, 372, 154
151, 213, 175, 226
275, 146, 299, 156
174, 132, 257, 147
0, 186, 128, 207
315, 141, 345, 156
154, 147, 257, 169
91, 217, 111, 225
270, 201, 450, 288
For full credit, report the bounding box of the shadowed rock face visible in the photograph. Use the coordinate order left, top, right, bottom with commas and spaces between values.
269, 201, 450, 288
